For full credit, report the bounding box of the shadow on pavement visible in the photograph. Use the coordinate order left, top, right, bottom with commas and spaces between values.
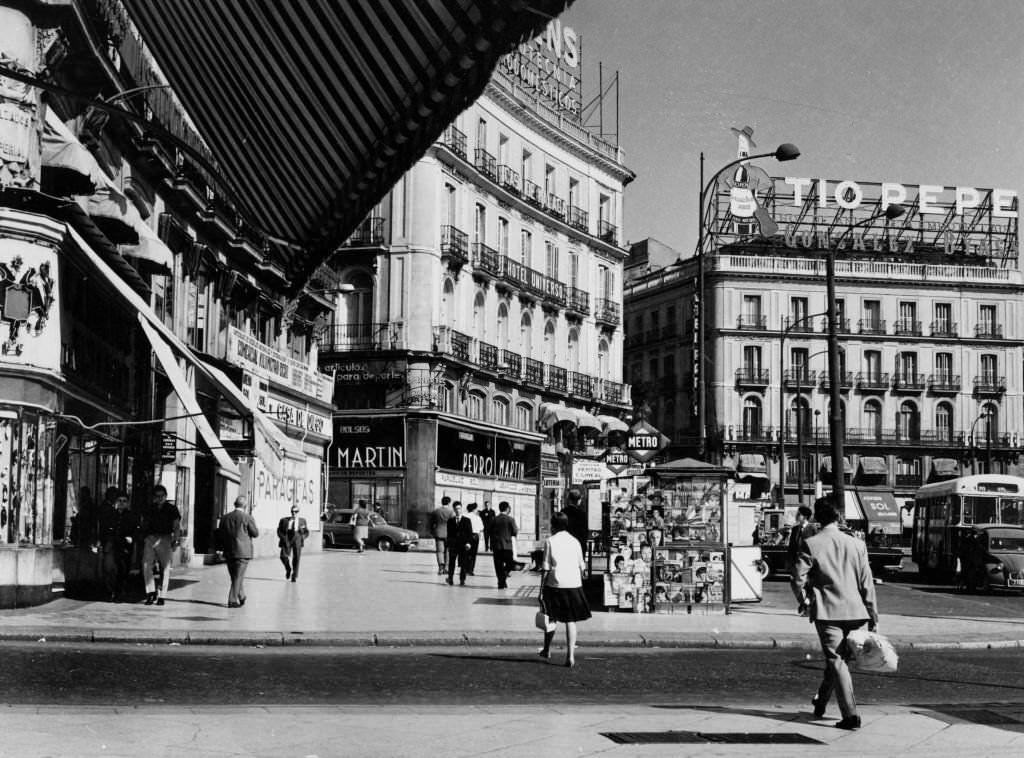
428, 652, 549, 666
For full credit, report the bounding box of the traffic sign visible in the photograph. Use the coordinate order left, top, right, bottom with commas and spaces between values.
625, 420, 669, 463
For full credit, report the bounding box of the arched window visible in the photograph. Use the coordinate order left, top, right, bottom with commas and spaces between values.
473, 291, 486, 338
515, 402, 533, 432
492, 396, 509, 426
897, 400, 920, 441
520, 312, 533, 355
497, 302, 509, 348
567, 328, 580, 371
864, 399, 882, 440
790, 396, 811, 439
982, 403, 999, 444
742, 396, 762, 439
337, 269, 373, 330
935, 402, 954, 442
467, 390, 486, 421
438, 382, 454, 413
597, 339, 610, 379
543, 320, 556, 365
440, 278, 456, 327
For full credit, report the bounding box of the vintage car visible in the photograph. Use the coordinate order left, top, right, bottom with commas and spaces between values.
958, 524, 1024, 593
322, 509, 419, 552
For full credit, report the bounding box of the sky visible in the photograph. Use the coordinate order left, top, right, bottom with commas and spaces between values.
558, 0, 1024, 256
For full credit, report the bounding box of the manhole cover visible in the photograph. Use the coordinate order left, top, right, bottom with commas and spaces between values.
602, 731, 824, 745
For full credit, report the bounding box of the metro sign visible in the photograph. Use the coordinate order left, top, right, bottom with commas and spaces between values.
604, 447, 631, 475
625, 420, 669, 464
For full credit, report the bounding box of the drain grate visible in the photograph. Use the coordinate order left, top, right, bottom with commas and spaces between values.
602, 731, 824, 745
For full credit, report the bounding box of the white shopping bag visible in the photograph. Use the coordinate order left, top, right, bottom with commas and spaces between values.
846, 628, 898, 673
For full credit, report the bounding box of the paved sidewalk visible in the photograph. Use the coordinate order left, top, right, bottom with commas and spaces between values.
0, 548, 1022, 649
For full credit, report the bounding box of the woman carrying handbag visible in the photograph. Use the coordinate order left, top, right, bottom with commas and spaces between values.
538, 512, 591, 668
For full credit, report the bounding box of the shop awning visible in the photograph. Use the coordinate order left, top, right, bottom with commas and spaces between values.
121, 218, 173, 273
931, 457, 960, 479
538, 403, 576, 432
858, 456, 888, 476
737, 453, 768, 474
122, 0, 575, 296
856, 490, 902, 534
821, 456, 854, 474
597, 415, 629, 435
40, 108, 106, 195
569, 407, 603, 434
138, 317, 240, 483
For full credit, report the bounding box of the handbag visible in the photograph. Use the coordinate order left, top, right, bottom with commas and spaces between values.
846, 628, 899, 673
534, 609, 556, 632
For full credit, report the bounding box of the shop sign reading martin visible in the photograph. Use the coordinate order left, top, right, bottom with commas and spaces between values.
625, 421, 669, 464
332, 416, 405, 470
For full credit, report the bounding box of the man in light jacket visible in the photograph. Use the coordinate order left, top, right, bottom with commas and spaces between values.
794, 496, 879, 731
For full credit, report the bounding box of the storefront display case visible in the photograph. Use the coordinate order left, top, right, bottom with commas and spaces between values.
599, 459, 732, 614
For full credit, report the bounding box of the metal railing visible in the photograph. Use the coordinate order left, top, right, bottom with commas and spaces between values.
440, 225, 469, 263
737, 315, 768, 330
858, 319, 886, 335
322, 322, 404, 352
570, 371, 594, 398
735, 368, 770, 385
524, 357, 545, 387
501, 350, 522, 379
598, 219, 618, 245
568, 287, 590, 315
820, 371, 855, 389
595, 298, 620, 325
478, 341, 499, 371
892, 373, 927, 391
442, 126, 467, 158
567, 204, 588, 232
856, 371, 890, 390
783, 316, 815, 333
893, 319, 922, 337
930, 320, 958, 338
783, 369, 816, 389
974, 323, 1004, 339
434, 326, 472, 362
821, 317, 851, 333
927, 373, 961, 392
548, 364, 567, 392
973, 375, 1006, 393
497, 164, 520, 194
345, 216, 385, 246
474, 148, 497, 180
545, 194, 565, 219
471, 242, 502, 277
523, 180, 544, 207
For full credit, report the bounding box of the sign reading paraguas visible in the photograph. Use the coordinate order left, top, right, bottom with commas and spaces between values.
332, 416, 405, 470
437, 423, 540, 482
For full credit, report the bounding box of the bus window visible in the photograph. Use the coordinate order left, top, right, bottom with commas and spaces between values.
976, 497, 998, 524
1000, 499, 1024, 525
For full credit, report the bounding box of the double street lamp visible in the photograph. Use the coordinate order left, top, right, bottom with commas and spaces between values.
697, 142, 801, 459
777, 313, 827, 505
825, 203, 906, 513
969, 408, 994, 475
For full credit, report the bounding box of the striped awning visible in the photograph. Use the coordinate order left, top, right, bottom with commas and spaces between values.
122, 0, 573, 295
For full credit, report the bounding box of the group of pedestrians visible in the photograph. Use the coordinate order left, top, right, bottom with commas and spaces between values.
430, 498, 519, 588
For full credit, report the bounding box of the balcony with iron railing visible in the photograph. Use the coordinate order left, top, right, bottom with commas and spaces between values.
783, 369, 816, 390
501, 350, 522, 379
725, 425, 779, 443
893, 319, 923, 337
598, 219, 618, 246
735, 368, 771, 387
930, 320, 958, 338
856, 372, 890, 391
819, 371, 855, 390
895, 472, 923, 488
474, 148, 497, 180
322, 322, 405, 352
567, 287, 590, 317
523, 180, 544, 208
524, 357, 545, 387
595, 378, 628, 404
845, 428, 966, 446
471, 242, 502, 279
548, 364, 568, 393
783, 316, 815, 333
567, 204, 589, 232
478, 341, 499, 371
974, 323, 1004, 339
821, 317, 852, 333
441, 125, 467, 159
497, 165, 520, 195
927, 373, 961, 393
344, 216, 385, 247
440, 225, 469, 265
973, 375, 1006, 395
545, 194, 566, 220
540, 275, 567, 308
892, 372, 927, 392
433, 326, 472, 362
736, 315, 768, 330
570, 371, 594, 398
595, 298, 620, 326
859, 319, 886, 335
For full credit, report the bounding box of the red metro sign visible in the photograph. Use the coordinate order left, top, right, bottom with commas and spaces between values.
625, 420, 669, 464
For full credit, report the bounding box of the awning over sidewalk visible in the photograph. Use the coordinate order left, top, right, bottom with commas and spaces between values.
858, 456, 888, 476
41, 108, 106, 195
736, 453, 769, 479
856, 490, 902, 534
821, 456, 854, 474
931, 457, 960, 480
138, 317, 239, 483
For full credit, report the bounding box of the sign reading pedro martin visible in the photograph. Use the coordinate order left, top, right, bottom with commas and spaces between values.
332, 416, 405, 469
437, 423, 540, 482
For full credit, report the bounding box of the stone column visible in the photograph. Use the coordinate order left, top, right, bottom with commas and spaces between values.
0, 3, 41, 188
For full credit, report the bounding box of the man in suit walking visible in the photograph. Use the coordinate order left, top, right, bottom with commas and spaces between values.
446, 501, 474, 586
277, 504, 309, 582
489, 501, 518, 589
429, 496, 454, 575
219, 495, 259, 608
794, 496, 879, 730
787, 505, 818, 610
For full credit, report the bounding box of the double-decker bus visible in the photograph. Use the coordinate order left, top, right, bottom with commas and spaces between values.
912, 475, 1024, 581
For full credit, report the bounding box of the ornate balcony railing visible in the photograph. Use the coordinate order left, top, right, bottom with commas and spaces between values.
540, 275, 567, 307
567, 204, 588, 232
344, 216, 385, 246
820, 371, 855, 390
974, 323, 1004, 339
570, 371, 594, 398
440, 225, 469, 264
548, 364, 567, 392
598, 219, 618, 245
737, 315, 768, 330
321, 322, 404, 352
478, 341, 499, 371
856, 371, 890, 391
820, 317, 851, 333
783, 369, 816, 390
474, 148, 497, 180
973, 375, 1006, 394
545, 194, 565, 219
930, 320, 958, 338
523, 180, 544, 207
895, 473, 923, 488
783, 316, 815, 333
595, 378, 628, 404
501, 350, 522, 379
892, 373, 927, 392
859, 319, 886, 335
568, 287, 590, 316
893, 319, 922, 337
442, 126, 466, 159
595, 298, 620, 325
497, 165, 520, 195
927, 373, 961, 393
524, 357, 545, 387
433, 326, 472, 362
735, 368, 770, 386
471, 242, 502, 278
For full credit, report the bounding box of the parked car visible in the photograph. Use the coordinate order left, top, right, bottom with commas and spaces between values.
958, 524, 1024, 593
322, 509, 419, 552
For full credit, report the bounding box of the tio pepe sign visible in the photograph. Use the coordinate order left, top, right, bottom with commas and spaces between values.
625, 421, 669, 464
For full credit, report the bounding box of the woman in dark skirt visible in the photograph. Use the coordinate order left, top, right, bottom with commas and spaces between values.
539, 511, 591, 667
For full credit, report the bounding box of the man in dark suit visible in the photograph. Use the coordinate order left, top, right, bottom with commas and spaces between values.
562, 489, 589, 552
787, 505, 818, 610
446, 501, 474, 586
218, 495, 259, 608
794, 496, 879, 731
429, 496, 455, 575
489, 501, 518, 589
277, 505, 309, 582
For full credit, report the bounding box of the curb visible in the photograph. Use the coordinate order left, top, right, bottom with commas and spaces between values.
2, 628, 1022, 651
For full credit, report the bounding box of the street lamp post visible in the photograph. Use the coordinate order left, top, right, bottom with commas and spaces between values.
969, 409, 992, 475
814, 409, 822, 498
825, 203, 906, 512
697, 143, 800, 460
